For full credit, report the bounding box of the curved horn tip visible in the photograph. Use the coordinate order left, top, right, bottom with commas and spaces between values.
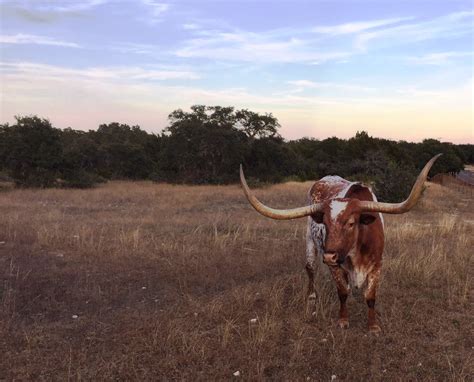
239, 164, 246, 184
425, 153, 443, 172
239, 164, 245, 177
431, 153, 443, 162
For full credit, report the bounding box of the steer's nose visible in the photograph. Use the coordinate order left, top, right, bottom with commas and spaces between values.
323, 252, 338, 266
323, 252, 345, 266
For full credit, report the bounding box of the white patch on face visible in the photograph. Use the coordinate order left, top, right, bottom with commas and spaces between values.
330, 200, 348, 221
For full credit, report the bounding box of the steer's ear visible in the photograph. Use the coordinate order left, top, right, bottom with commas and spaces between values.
360, 214, 377, 225
312, 212, 324, 223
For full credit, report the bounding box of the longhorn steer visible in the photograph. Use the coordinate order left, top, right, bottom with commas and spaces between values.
239, 154, 441, 333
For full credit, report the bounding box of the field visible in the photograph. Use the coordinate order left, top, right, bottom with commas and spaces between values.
1, 180, 473, 381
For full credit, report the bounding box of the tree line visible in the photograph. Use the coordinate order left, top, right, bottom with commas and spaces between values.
0, 105, 472, 202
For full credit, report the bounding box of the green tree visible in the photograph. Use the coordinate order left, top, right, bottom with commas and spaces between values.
160, 106, 249, 183
415, 139, 464, 175
235, 109, 281, 139
159, 105, 281, 183
456, 144, 474, 164
166, 105, 280, 139
91, 122, 159, 179
60, 128, 103, 188
167, 105, 236, 134
346, 150, 418, 202
244, 137, 300, 182
0, 116, 63, 187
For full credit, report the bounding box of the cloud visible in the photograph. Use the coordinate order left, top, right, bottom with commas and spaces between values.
173, 12, 466, 65
2, 61, 471, 143
2, 61, 467, 110
33, 0, 108, 12
112, 42, 159, 56
0, 33, 81, 48
287, 80, 375, 93
140, 1, 169, 23
7, 8, 58, 23
2, 0, 108, 23
312, 17, 412, 35
183, 23, 200, 31
127, 11, 472, 66
0, 62, 200, 81
355, 11, 474, 51
175, 30, 350, 64
405, 51, 473, 66
7, 0, 108, 12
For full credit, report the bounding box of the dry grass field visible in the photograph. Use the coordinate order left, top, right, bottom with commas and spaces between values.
1, 179, 472, 381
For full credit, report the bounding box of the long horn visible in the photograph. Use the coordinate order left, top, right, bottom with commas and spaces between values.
240, 165, 323, 220
359, 153, 442, 214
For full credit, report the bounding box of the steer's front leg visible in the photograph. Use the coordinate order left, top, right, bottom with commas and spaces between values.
305, 219, 318, 304
328, 266, 350, 329
365, 267, 381, 333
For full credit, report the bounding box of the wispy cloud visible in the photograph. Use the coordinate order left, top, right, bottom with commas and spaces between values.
112, 42, 158, 56
312, 17, 412, 35
395, 87, 453, 98
2, 0, 108, 23
114, 12, 472, 67
287, 80, 375, 93
1, 62, 199, 81
140, 1, 169, 23
405, 51, 473, 66
31, 0, 108, 12
355, 11, 474, 50
182, 23, 200, 31
175, 30, 350, 64
3, 61, 465, 109
2, 60, 471, 143
174, 13, 467, 64
0, 34, 80, 48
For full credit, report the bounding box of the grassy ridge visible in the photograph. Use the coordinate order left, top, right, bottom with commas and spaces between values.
0, 181, 472, 380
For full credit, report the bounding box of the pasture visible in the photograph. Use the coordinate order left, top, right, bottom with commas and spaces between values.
1, 180, 472, 380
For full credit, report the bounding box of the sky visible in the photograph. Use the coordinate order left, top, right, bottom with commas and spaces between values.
0, 0, 473, 143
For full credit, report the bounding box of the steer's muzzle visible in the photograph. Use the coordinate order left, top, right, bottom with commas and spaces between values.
323, 252, 345, 266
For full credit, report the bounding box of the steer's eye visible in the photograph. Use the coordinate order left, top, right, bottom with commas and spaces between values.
347, 220, 355, 228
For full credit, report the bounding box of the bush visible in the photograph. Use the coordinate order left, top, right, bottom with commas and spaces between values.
0, 116, 63, 188
0, 110, 472, 195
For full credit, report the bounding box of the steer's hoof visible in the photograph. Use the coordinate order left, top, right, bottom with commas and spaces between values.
337, 318, 349, 329
369, 324, 381, 334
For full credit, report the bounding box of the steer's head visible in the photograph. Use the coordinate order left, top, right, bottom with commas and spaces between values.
313, 199, 376, 266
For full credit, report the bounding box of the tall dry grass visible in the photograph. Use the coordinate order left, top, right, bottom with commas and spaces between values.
0, 181, 472, 380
